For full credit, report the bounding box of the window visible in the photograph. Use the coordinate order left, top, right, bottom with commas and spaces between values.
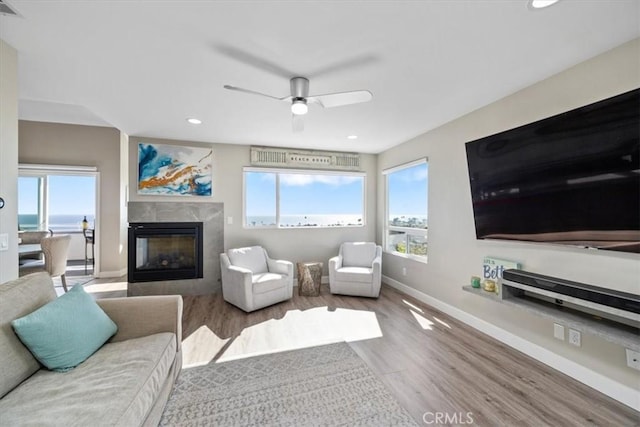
383, 159, 428, 261
244, 168, 365, 228
18, 165, 98, 232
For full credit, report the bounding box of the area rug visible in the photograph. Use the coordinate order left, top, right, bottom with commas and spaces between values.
160, 342, 418, 426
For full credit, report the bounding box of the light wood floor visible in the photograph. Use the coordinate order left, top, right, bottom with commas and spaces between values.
88, 278, 639, 426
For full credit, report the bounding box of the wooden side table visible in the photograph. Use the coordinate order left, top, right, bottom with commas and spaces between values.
297, 262, 323, 296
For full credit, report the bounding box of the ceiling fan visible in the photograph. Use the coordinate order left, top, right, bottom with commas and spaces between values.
223, 77, 372, 132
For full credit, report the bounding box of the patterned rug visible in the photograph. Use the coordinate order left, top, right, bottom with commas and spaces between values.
160, 342, 418, 426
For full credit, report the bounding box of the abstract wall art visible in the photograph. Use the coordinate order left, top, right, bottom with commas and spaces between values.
138, 142, 213, 196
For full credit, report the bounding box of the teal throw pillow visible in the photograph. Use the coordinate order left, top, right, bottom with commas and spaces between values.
11, 284, 117, 372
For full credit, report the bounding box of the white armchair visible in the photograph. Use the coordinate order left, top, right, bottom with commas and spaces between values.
220, 246, 294, 312
329, 242, 382, 298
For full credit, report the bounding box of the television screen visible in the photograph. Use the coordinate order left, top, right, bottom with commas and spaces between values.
465, 88, 640, 253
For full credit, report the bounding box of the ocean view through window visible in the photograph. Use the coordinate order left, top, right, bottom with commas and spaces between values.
384, 159, 428, 261
244, 168, 365, 228
18, 166, 97, 232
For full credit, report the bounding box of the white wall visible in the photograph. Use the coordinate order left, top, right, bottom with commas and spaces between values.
128, 137, 377, 273
377, 39, 640, 391
0, 39, 19, 283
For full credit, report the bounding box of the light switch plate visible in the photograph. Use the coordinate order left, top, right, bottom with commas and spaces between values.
0, 233, 8, 251
553, 323, 565, 340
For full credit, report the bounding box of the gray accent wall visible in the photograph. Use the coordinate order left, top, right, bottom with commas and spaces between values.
18, 121, 127, 278
127, 138, 377, 276
376, 39, 640, 390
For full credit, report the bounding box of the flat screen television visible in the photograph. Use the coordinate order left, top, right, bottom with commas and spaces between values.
465, 88, 640, 253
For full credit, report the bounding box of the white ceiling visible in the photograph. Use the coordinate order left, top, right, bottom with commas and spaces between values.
1, 0, 638, 154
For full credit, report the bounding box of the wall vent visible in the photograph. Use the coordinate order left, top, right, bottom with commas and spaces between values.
250, 146, 360, 171
0, 0, 21, 17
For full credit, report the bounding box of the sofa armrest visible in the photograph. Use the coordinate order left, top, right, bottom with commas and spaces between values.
97, 295, 183, 351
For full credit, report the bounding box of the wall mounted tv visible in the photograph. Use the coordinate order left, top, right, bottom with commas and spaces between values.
465, 88, 639, 253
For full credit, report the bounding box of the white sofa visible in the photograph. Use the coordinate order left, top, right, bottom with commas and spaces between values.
220, 246, 294, 312
329, 242, 382, 298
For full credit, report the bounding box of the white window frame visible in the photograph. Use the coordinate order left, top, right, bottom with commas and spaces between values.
18, 164, 99, 233
243, 166, 367, 229
383, 158, 428, 263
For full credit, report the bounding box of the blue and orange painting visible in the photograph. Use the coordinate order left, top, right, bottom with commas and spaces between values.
138, 143, 212, 196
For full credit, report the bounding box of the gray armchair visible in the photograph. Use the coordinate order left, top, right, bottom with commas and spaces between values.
329, 242, 382, 298
220, 246, 293, 312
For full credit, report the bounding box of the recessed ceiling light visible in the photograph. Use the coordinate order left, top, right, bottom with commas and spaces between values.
347, 135, 358, 140
528, 0, 560, 9
186, 118, 202, 125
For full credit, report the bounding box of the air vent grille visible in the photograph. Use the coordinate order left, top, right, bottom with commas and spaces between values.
251, 147, 360, 171
0, 0, 20, 17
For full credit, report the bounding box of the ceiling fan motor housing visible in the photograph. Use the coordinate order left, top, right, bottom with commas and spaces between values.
291, 77, 309, 98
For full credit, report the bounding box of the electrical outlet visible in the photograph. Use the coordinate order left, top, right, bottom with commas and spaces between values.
553, 323, 565, 341
569, 329, 581, 347
402, 267, 407, 276
626, 349, 640, 371
227, 216, 233, 225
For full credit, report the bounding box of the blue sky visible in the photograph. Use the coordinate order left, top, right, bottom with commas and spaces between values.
388, 162, 429, 218
245, 163, 428, 218
245, 172, 364, 216
18, 175, 96, 216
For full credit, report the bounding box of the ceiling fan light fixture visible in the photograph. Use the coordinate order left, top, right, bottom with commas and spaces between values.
291, 98, 308, 115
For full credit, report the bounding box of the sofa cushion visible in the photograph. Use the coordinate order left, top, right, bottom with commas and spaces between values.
342, 242, 377, 268
0, 332, 176, 426
252, 272, 287, 294
0, 272, 56, 399
335, 266, 374, 283
228, 246, 268, 274
11, 284, 117, 372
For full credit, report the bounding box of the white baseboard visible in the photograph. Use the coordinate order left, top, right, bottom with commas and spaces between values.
383, 275, 639, 412
95, 268, 127, 279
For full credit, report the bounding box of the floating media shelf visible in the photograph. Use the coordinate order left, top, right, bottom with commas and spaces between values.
462, 284, 640, 352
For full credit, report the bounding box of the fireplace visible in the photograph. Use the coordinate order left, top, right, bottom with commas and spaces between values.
128, 222, 204, 283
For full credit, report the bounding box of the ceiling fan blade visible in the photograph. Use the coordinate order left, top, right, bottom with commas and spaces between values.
308, 90, 373, 108
292, 114, 304, 133
223, 85, 287, 101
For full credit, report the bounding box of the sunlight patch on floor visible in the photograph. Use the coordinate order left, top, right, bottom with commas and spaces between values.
182, 325, 230, 368
432, 316, 451, 329
216, 306, 382, 363
402, 299, 424, 313
410, 309, 434, 330
84, 280, 128, 293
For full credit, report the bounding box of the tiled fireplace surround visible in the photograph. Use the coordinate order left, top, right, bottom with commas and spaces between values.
127, 201, 224, 296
